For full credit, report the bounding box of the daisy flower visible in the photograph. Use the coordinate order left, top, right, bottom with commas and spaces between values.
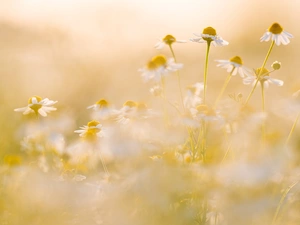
243, 67, 284, 88
190, 26, 229, 46
215, 56, 253, 77
87, 99, 115, 120
115, 101, 153, 124
74, 120, 104, 140
139, 55, 183, 82
260, 22, 293, 46
14, 96, 57, 117
154, 34, 186, 49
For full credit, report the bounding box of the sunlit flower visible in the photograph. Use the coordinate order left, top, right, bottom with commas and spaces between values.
243, 67, 284, 88
191, 104, 222, 122
74, 120, 104, 140
190, 26, 229, 46
215, 56, 253, 77
139, 55, 183, 82
260, 22, 293, 46
154, 34, 186, 49
14, 96, 57, 117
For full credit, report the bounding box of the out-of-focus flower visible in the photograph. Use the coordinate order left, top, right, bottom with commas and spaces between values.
260, 22, 293, 46
271, 61, 281, 70
215, 56, 253, 77
14, 96, 57, 117
87, 99, 115, 120
139, 55, 183, 82
74, 120, 104, 140
243, 67, 284, 88
154, 34, 186, 49
184, 82, 203, 110
190, 26, 228, 46
115, 101, 153, 124
150, 85, 163, 97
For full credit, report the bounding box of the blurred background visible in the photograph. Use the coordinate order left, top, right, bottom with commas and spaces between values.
1, 0, 300, 153
1, 1, 300, 225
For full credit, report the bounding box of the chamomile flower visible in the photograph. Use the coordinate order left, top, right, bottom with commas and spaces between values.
190, 26, 229, 46
115, 101, 152, 124
260, 22, 293, 46
215, 56, 253, 77
243, 67, 284, 88
74, 120, 104, 140
139, 55, 183, 82
87, 99, 115, 120
154, 34, 186, 49
14, 96, 57, 117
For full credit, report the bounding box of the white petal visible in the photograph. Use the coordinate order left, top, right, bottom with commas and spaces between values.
38, 109, 47, 117
14, 107, 28, 112
283, 30, 293, 38
154, 41, 165, 49
268, 77, 284, 86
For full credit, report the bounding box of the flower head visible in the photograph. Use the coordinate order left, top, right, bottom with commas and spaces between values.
190, 26, 229, 46
87, 99, 109, 110
14, 96, 57, 117
243, 67, 284, 88
139, 55, 183, 82
154, 34, 186, 49
260, 22, 293, 46
271, 61, 281, 70
74, 120, 104, 141
215, 56, 253, 77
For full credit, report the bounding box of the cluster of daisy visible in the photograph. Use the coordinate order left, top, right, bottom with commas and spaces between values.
8, 21, 300, 225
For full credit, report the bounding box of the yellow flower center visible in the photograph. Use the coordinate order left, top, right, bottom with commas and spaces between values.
137, 102, 147, 111
85, 120, 101, 137
152, 55, 167, 67
203, 27, 217, 36
196, 104, 215, 116
146, 55, 167, 70
271, 61, 281, 70
96, 99, 109, 108
123, 100, 137, 108
268, 23, 283, 34
255, 67, 270, 77
28, 96, 42, 104
230, 56, 243, 65
163, 34, 176, 45
28, 96, 42, 112
87, 120, 100, 127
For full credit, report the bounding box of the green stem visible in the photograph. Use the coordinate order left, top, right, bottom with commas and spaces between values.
203, 41, 211, 104
169, 44, 184, 110
214, 68, 234, 108
271, 181, 299, 225
285, 112, 300, 145
245, 40, 275, 105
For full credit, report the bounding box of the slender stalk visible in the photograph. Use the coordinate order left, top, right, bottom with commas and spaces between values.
271, 181, 299, 225
285, 112, 300, 145
245, 40, 275, 105
99, 151, 110, 177
203, 41, 211, 104
169, 45, 184, 110
214, 67, 234, 108
261, 83, 266, 142
161, 77, 169, 126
